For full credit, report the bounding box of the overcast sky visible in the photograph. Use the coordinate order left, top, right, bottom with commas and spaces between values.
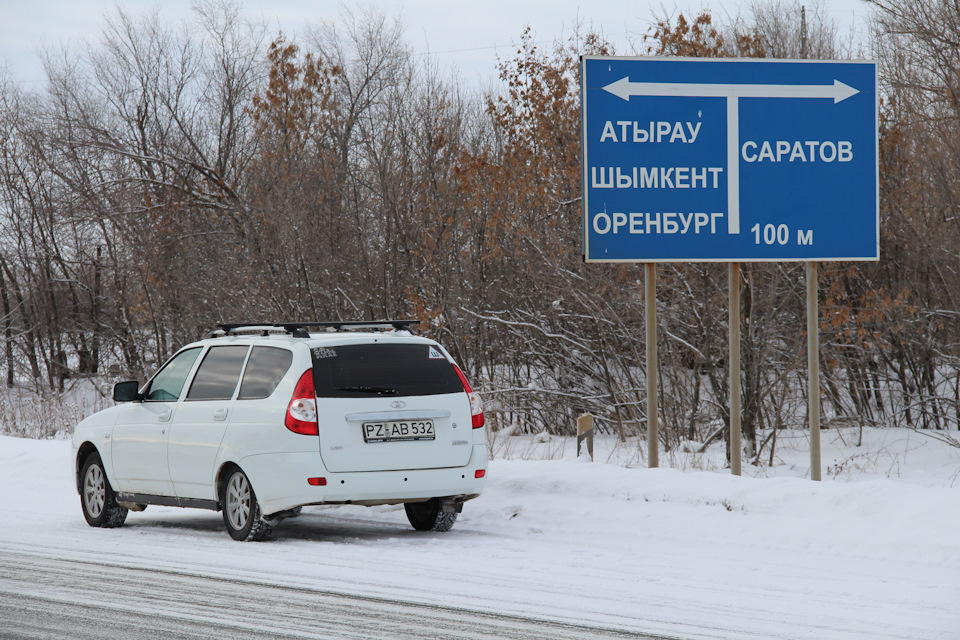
1, 0, 875, 90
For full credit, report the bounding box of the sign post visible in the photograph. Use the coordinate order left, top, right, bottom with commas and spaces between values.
581, 57, 878, 478
645, 263, 658, 468
807, 262, 822, 480
729, 262, 742, 476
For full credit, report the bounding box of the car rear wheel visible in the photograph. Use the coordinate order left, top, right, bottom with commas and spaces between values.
404, 498, 457, 532
80, 453, 128, 528
221, 468, 272, 541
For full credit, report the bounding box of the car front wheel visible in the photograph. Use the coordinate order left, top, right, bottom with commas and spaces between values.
80, 453, 128, 528
221, 467, 272, 541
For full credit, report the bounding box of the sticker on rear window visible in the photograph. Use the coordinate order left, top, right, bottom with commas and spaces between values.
312, 347, 337, 359
428, 346, 445, 359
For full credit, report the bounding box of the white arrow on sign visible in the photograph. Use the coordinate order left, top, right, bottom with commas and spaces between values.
601, 77, 860, 234
603, 77, 860, 103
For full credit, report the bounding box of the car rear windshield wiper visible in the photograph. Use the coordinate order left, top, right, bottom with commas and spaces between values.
336, 386, 398, 395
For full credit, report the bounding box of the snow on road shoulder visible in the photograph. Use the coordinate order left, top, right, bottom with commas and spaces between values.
2, 433, 958, 640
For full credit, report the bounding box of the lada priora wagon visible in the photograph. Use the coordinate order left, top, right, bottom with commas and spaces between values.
73, 321, 488, 540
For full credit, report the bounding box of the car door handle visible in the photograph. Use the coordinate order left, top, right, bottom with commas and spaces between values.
214, 408, 228, 421
158, 409, 171, 422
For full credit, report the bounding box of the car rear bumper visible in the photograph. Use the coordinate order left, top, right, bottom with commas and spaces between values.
240, 444, 488, 516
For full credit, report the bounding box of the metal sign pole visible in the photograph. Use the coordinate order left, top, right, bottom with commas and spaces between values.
807, 262, 822, 481
729, 262, 742, 476
645, 263, 659, 468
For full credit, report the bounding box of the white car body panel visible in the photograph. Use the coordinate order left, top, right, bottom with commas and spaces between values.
109, 401, 176, 496
167, 399, 232, 500
318, 394, 474, 472
242, 444, 489, 515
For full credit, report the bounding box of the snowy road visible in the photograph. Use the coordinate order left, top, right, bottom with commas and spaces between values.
0, 548, 654, 640
2, 434, 959, 640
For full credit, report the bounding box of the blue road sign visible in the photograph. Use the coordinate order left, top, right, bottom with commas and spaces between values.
581, 57, 878, 262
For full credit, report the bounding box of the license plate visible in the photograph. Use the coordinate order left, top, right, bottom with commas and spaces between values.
362, 420, 435, 442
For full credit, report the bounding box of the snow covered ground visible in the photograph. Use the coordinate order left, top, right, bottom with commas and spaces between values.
2, 427, 958, 639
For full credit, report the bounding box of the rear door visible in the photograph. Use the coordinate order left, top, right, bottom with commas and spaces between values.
167, 344, 249, 500
313, 342, 473, 473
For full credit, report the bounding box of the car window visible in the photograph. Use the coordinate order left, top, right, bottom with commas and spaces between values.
145, 347, 202, 401
238, 347, 293, 400
312, 343, 462, 398
186, 345, 250, 401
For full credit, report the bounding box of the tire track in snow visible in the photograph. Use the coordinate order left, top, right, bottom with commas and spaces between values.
0, 549, 672, 640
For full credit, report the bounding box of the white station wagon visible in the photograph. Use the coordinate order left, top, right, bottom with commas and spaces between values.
73, 321, 488, 540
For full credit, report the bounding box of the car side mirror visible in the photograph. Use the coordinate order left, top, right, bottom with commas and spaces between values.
113, 380, 143, 403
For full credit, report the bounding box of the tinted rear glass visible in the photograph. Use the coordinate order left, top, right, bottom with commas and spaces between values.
239, 347, 293, 399
312, 343, 462, 398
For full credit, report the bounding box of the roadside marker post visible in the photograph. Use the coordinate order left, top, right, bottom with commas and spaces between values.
581, 57, 878, 478
577, 413, 594, 461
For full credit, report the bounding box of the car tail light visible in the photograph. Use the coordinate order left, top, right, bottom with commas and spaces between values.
307, 477, 327, 486
452, 364, 485, 429
285, 369, 318, 435
475, 469, 486, 479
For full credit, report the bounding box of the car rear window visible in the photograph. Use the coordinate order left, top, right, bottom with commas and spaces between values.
311, 343, 462, 398
238, 346, 293, 399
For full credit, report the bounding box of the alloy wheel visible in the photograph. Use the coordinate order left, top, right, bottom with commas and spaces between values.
226, 472, 251, 531
83, 464, 105, 518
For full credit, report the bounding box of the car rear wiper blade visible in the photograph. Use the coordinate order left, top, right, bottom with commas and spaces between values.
336, 386, 398, 395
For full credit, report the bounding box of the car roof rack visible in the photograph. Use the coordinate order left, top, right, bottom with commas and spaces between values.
210, 320, 420, 339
